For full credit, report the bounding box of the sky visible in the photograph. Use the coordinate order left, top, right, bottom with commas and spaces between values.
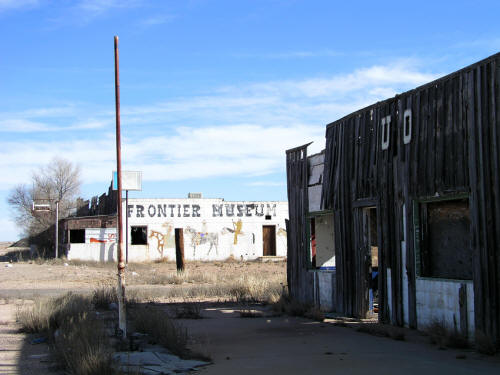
1, 0, 500, 241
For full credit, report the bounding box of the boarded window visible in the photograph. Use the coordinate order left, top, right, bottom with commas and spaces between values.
418, 198, 471, 280
131, 226, 148, 245
70, 229, 85, 243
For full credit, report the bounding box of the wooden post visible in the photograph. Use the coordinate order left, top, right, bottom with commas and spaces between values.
175, 228, 185, 272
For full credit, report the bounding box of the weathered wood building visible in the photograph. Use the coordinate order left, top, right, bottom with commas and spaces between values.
286, 52, 500, 345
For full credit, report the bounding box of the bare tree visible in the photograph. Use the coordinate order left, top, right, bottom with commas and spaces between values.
7, 158, 81, 252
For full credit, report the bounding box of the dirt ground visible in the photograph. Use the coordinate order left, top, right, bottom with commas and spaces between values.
1, 244, 499, 375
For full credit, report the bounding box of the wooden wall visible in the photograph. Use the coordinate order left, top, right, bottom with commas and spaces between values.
286, 144, 314, 303
287, 52, 500, 344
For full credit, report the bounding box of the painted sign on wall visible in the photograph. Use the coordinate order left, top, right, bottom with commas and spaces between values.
127, 203, 277, 219
85, 228, 117, 244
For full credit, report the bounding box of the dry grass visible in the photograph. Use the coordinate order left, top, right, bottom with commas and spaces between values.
270, 292, 324, 321
173, 301, 203, 319
356, 323, 405, 341
476, 330, 497, 355
92, 287, 118, 309
16, 293, 120, 375
54, 313, 116, 375
130, 305, 189, 358
425, 321, 469, 349
16, 293, 93, 333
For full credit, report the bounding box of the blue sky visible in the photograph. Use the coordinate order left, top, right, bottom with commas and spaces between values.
1, 0, 500, 241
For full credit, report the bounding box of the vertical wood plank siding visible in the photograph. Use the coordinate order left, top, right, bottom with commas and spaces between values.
284, 52, 500, 343
286, 144, 314, 303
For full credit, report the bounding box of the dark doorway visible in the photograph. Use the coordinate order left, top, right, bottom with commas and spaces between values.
355, 206, 379, 318
262, 225, 276, 256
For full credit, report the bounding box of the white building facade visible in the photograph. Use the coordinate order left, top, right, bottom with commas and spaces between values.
66, 198, 288, 262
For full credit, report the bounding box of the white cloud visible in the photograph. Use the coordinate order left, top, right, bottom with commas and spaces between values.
0, 0, 38, 12
0, 59, 439, 194
139, 14, 175, 27
77, 0, 140, 16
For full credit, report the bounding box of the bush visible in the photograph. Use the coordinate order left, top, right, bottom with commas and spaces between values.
92, 287, 118, 309
131, 305, 188, 358
55, 313, 116, 375
16, 293, 120, 375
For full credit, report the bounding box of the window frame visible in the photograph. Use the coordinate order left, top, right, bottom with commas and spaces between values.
413, 193, 471, 281
130, 225, 148, 245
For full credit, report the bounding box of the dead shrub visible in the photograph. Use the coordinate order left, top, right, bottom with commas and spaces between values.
55, 313, 116, 375
304, 306, 325, 322
131, 305, 188, 358
174, 302, 203, 319
476, 331, 497, 355
92, 287, 117, 310
356, 323, 405, 341
17, 293, 119, 375
425, 321, 469, 349
17, 293, 92, 333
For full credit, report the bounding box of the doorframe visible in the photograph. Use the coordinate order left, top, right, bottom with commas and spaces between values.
262, 225, 277, 256
353, 201, 380, 319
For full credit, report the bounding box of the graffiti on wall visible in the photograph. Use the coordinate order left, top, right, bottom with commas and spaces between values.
277, 227, 287, 237
86, 228, 117, 243
221, 219, 244, 245
184, 226, 219, 257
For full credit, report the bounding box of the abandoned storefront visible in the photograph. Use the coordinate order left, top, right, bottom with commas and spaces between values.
64, 195, 288, 262
286, 52, 500, 346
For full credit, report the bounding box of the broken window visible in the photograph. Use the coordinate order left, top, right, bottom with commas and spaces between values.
309, 214, 335, 270
131, 226, 148, 245
416, 198, 472, 280
69, 229, 85, 243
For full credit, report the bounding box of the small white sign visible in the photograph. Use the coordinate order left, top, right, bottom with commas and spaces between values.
112, 171, 142, 191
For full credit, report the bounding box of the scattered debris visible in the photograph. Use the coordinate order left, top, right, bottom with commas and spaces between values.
31, 337, 47, 345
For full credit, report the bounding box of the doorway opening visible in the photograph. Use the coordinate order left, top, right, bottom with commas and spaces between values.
262, 225, 276, 256
364, 207, 379, 316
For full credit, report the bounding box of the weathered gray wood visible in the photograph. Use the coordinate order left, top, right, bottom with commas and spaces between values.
288, 52, 500, 343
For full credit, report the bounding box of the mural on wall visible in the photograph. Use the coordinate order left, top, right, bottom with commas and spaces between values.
221, 219, 245, 245
148, 222, 174, 258
277, 227, 287, 248
184, 226, 219, 257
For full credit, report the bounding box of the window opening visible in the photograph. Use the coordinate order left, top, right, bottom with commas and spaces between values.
309, 214, 335, 270
403, 109, 412, 144
416, 198, 471, 280
70, 229, 85, 243
131, 226, 148, 245
265, 215, 272, 220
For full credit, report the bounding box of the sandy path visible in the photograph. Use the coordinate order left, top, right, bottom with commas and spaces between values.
0, 303, 59, 375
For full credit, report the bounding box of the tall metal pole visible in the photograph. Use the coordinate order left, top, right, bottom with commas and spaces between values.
114, 35, 126, 338
55, 201, 59, 258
